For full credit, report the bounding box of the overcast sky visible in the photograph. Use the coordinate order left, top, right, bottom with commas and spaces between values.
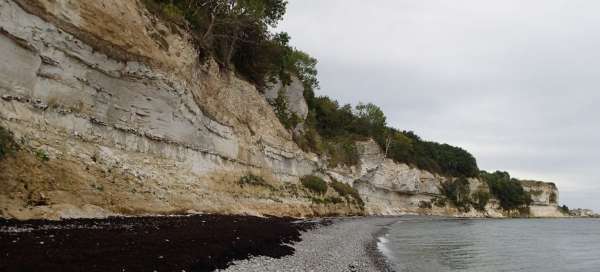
278, 0, 600, 212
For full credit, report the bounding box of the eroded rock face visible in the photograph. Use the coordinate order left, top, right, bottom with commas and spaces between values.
521, 180, 559, 206
264, 76, 308, 121
329, 140, 564, 217
0, 0, 565, 219
328, 140, 477, 216
520, 180, 564, 217
0, 0, 327, 219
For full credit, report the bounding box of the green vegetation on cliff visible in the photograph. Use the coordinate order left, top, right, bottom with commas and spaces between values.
300, 175, 328, 195
302, 96, 479, 177
142, 0, 478, 177
142, 1, 544, 201
472, 191, 491, 212
330, 180, 364, 207
142, 0, 318, 92
559, 204, 570, 214
480, 171, 532, 210
439, 177, 472, 212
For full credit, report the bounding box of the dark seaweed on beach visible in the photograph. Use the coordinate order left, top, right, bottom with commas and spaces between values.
0, 215, 314, 272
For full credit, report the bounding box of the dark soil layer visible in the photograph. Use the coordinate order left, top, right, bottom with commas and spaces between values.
0, 215, 312, 272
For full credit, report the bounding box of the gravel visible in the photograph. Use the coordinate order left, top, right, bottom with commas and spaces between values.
219, 217, 400, 272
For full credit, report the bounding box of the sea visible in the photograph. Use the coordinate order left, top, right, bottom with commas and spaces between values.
378, 216, 600, 272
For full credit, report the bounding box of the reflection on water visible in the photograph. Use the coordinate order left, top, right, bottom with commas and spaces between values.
380, 217, 600, 272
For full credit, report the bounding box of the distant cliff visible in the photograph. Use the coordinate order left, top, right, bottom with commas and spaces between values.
0, 0, 565, 219
328, 140, 564, 217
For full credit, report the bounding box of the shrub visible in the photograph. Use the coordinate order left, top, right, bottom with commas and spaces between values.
161, 3, 185, 21
559, 205, 569, 214
310, 196, 345, 205
325, 196, 343, 204
481, 171, 532, 210
271, 90, 302, 130
439, 177, 471, 212
239, 174, 271, 189
34, 149, 50, 162
293, 126, 322, 154
330, 180, 364, 207
472, 191, 490, 211
0, 126, 18, 160
433, 197, 447, 207
300, 175, 328, 195
322, 138, 360, 167
419, 201, 432, 209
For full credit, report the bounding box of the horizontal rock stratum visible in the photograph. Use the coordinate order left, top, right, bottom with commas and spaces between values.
0, 0, 564, 220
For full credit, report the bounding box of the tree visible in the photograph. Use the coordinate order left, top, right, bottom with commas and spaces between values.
481, 171, 532, 210
355, 103, 386, 128
144, 0, 289, 88
440, 177, 472, 211
354, 103, 386, 136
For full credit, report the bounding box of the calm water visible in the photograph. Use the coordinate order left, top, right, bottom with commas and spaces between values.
378, 217, 600, 272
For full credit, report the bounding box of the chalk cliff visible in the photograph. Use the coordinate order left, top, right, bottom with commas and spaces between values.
521, 180, 563, 217
0, 0, 564, 219
328, 140, 563, 217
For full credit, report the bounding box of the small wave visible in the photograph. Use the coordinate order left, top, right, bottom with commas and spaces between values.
377, 236, 391, 255
377, 234, 399, 266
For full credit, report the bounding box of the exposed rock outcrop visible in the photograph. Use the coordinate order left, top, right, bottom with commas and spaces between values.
520, 180, 564, 217
329, 140, 563, 217
327, 140, 483, 216
264, 76, 309, 121
0, 0, 332, 219
0, 0, 565, 219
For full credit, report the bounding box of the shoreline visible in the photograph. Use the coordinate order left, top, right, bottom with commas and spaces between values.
0, 215, 400, 272
367, 220, 397, 272
219, 216, 400, 272
3, 215, 591, 271
0, 215, 592, 272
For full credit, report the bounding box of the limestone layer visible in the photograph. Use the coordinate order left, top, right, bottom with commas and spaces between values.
0, 0, 564, 219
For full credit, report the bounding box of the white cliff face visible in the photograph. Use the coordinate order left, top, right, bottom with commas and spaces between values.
520, 180, 565, 217
0, 0, 565, 219
0, 0, 331, 219
329, 140, 563, 218
521, 180, 559, 206
264, 76, 309, 120
328, 140, 479, 216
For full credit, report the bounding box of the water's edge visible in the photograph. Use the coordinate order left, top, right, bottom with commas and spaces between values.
376, 217, 600, 272
369, 218, 400, 272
